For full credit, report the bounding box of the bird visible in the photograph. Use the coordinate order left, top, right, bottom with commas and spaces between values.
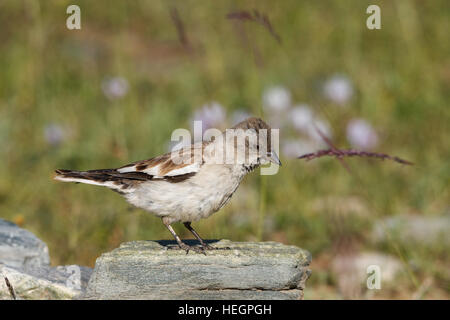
54, 117, 281, 253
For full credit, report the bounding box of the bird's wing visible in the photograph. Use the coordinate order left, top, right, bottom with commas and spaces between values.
117, 141, 207, 180
54, 142, 209, 191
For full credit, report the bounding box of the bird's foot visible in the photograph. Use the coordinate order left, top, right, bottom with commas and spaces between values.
200, 243, 216, 250
200, 243, 232, 251
178, 242, 206, 255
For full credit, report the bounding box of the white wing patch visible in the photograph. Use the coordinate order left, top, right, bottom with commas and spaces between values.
118, 162, 200, 178
161, 162, 201, 177
117, 164, 160, 175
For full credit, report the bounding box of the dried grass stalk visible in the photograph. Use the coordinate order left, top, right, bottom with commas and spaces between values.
298, 148, 413, 165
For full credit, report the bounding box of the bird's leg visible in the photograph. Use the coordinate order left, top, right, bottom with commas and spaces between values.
183, 222, 216, 250
162, 219, 203, 254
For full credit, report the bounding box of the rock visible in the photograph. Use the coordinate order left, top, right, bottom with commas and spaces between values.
0, 264, 93, 300
331, 251, 402, 298
83, 240, 311, 300
372, 215, 450, 246
0, 264, 90, 300
30, 265, 93, 292
0, 219, 93, 299
0, 219, 50, 273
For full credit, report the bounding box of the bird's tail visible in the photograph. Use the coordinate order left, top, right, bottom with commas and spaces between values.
54, 168, 151, 193
54, 169, 120, 187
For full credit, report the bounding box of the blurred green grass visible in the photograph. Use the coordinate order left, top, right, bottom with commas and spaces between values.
0, 0, 448, 299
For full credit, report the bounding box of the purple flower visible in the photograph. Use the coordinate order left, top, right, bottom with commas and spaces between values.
346, 119, 379, 149
306, 118, 333, 145
290, 104, 314, 131
323, 75, 354, 106
289, 105, 332, 145
192, 102, 226, 132
44, 123, 66, 147
101, 76, 129, 100
231, 109, 252, 125
262, 86, 291, 113
282, 139, 316, 159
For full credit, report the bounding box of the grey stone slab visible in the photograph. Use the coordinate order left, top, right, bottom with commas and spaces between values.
0, 219, 50, 272
83, 239, 311, 300
0, 219, 93, 299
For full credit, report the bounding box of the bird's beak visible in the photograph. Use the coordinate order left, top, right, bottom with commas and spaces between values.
267, 151, 282, 166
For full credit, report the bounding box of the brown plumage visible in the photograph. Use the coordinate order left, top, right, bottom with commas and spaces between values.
232, 117, 273, 152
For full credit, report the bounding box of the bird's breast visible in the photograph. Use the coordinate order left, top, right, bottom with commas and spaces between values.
126, 164, 246, 222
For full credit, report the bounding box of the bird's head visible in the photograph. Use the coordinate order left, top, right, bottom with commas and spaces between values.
216, 117, 281, 168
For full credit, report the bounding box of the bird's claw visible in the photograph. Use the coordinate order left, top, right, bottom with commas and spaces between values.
178, 243, 206, 255
201, 244, 232, 251
201, 243, 216, 250
175, 242, 230, 254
